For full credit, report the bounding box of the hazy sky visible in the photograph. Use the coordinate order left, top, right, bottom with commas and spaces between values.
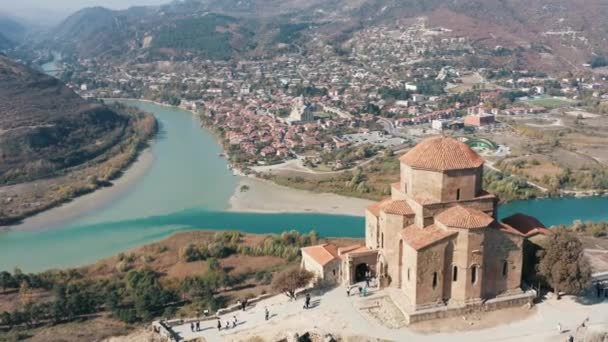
2, 0, 172, 25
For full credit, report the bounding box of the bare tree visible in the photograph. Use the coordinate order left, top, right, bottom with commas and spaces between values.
272, 267, 314, 299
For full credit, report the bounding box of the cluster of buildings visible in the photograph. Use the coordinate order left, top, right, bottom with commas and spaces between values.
60, 17, 608, 166
302, 136, 550, 324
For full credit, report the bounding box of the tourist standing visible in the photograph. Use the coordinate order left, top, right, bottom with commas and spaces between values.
233, 315, 238, 328
217, 319, 221, 331
190, 322, 194, 332
196, 321, 200, 331
346, 286, 350, 297
557, 323, 562, 333
265, 307, 270, 321
305, 293, 311, 309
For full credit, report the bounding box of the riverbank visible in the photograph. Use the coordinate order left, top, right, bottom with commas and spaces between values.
111, 97, 376, 217
229, 176, 373, 217
0, 105, 157, 228
4, 149, 154, 232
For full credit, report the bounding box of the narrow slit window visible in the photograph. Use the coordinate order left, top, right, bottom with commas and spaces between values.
502, 261, 508, 277
432, 272, 438, 289
452, 265, 458, 282
471, 265, 477, 284
456, 188, 461, 200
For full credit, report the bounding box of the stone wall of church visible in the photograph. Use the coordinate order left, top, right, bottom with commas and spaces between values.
401, 164, 482, 204
378, 211, 405, 286
365, 210, 379, 249
414, 239, 453, 308
400, 243, 418, 305
441, 168, 482, 201
482, 229, 524, 298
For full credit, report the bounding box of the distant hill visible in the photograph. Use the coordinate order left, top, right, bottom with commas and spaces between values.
0, 33, 14, 51
40, 0, 608, 69
47, 6, 256, 61
0, 15, 26, 43
0, 55, 131, 184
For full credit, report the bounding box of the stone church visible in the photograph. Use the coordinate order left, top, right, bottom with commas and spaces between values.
302, 136, 547, 323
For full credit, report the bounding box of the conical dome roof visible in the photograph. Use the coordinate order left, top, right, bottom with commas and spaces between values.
400, 136, 483, 171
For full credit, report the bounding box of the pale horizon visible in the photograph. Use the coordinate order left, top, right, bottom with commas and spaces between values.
2, 0, 173, 26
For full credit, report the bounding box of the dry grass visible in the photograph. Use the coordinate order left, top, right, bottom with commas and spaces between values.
0, 317, 135, 342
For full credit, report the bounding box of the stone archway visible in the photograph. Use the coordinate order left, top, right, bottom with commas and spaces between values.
355, 263, 369, 282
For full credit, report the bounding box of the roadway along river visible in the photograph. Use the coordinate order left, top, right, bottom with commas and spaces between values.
1, 100, 607, 272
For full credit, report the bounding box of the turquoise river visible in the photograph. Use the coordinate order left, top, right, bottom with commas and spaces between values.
1, 100, 608, 272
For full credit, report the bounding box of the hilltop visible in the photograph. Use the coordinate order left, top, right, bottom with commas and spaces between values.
30, 0, 608, 71
0, 55, 157, 225
0, 55, 130, 184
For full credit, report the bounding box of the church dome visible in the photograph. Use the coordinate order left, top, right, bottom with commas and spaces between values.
399, 136, 483, 171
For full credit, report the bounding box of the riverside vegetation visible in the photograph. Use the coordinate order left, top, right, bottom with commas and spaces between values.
0, 102, 157, 225
0, 230, 331, 340
264, 152, 540, 203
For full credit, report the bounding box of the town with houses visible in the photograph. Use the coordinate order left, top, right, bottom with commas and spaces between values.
57, 19, 608, 179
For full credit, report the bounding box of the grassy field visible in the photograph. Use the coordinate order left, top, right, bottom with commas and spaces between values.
522, 97, 574, 109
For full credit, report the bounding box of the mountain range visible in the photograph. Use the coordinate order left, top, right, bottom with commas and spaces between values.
30, 0, 608, 70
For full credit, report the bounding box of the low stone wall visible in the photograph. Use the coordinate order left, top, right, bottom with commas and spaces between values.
216, 293, 273, 316
159, 292, 274, 332
404, 291, 535, 325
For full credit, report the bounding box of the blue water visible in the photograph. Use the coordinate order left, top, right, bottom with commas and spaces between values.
1, 100, 607, 273
0, 101, 363, 272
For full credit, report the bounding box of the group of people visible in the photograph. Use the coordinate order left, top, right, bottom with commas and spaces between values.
217, 316, 239, 331
346, 285, 369, 297
189, 321, 202, 332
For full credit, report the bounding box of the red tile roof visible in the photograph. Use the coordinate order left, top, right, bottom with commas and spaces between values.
367, 198, 390, 217
338, 244, 369, 259
381, 200, 414, 216
401, 224, 458, 250
399, 136, 484, 171
435, 205, 494, 229
501, 213, 551, 237
302, 243, 339, 266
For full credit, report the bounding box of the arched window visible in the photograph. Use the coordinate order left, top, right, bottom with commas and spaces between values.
471, 265, 478, 284
452, 265, 458, 282
432, 272, 438, 289
502, 260, 508, 277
